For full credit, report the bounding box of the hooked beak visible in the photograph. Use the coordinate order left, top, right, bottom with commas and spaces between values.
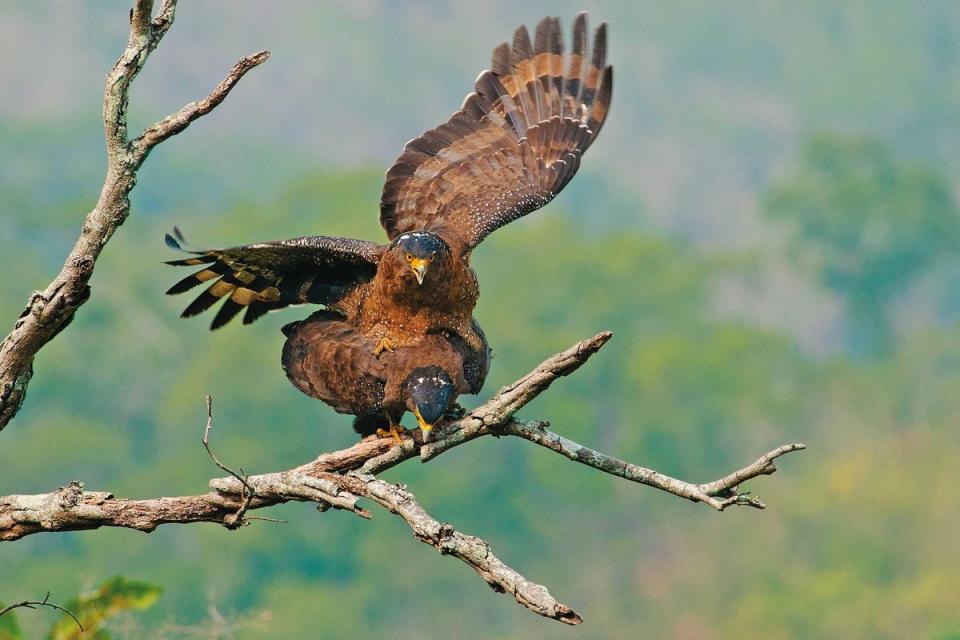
414, 406, 434, 443
409, 258, 428, 285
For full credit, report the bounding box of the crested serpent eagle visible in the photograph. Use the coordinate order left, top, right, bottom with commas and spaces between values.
166, 14, 613, 439
281, 311, 490, 442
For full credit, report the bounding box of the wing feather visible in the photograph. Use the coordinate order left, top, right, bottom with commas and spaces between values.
510, 26, 540, 128
165, 231, 383, 330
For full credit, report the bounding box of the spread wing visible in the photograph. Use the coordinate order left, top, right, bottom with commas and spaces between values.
380, 13, 612, 248
164, 228, 383, 329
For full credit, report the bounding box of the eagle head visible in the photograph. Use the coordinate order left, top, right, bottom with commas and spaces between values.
405, 366, 455, 442
391, 232, 450, 286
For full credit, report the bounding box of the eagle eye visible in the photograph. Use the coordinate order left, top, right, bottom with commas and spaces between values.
428, 253, 436, 262
405, 253, 414, 262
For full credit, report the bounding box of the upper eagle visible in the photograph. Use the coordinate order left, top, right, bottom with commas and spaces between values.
167, 13, 612, 355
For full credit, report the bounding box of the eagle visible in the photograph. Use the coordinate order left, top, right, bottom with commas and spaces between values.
166, 14, 612, 437
281, 311, 490, 442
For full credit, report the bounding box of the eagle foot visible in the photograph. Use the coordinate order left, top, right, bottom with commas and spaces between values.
445, 403, 467, 420
376, 423, 407, 445
373, 335, 396, 357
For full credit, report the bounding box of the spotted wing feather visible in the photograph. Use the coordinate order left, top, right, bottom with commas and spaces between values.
165, 231, 383, 329
380, 13, 612, 248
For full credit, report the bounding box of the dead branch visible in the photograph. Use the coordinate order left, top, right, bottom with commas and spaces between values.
131, 51, 270, 163
0, 0, 269, 430
0, 591, 83, 632
360, 476, 583, 625
0, 333, 805, 625
428, 419, 805, 511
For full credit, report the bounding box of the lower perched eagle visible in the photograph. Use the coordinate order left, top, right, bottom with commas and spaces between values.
281, 312, 490, 442
166, 14, 612, 438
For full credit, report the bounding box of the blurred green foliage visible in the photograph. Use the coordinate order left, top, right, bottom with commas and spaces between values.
0, 608, 22, 640
0, 577, 161, 640
49, 577, 161, 640
765, 134, 960, 355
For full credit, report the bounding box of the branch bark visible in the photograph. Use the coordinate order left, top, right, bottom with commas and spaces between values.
0, 0, 269, 430
0, 333, 805, 625
361, 477, 583, 625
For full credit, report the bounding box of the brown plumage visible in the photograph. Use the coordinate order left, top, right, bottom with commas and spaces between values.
165, 15, 612, 436
281, 310, 490, 440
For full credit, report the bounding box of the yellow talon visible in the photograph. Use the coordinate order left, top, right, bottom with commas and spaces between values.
373, 336, 395, 357
376, 421, 406, 445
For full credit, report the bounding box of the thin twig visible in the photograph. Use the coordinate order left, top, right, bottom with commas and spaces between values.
0, 591, 83, 632
130, 50, 271, 163
201, 395, 254, 528
697, 442, 807, 508
245, 515, 288, 524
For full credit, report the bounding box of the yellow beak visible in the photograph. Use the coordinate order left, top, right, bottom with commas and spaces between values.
409, 258, 428, 285
414, 406, 434, 442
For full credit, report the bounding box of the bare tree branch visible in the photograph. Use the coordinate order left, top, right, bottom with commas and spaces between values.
0, 0, 269, 430
0, 477, 571, 622
131, 51, 270, 163
427, 418, 806, 511
0, 334, 805, 624
360, 476, 583, 625
0, 591, 83, 632
698, 442, 807, 508
0, 460, 384, 541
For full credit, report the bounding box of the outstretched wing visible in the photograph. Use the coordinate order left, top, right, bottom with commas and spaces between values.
165, 229, 383, 329
380, 13, 612, 248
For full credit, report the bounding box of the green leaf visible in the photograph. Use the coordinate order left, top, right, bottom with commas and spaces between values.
0, 605, 23, 640
47, 577, 162, 640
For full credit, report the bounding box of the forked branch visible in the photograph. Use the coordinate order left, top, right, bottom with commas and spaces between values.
0, 333, 805, 625
361, 477, 583, 624
0, 0, 269, 430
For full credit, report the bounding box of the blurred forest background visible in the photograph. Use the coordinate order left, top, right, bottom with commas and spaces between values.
2, 2, 959, 638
